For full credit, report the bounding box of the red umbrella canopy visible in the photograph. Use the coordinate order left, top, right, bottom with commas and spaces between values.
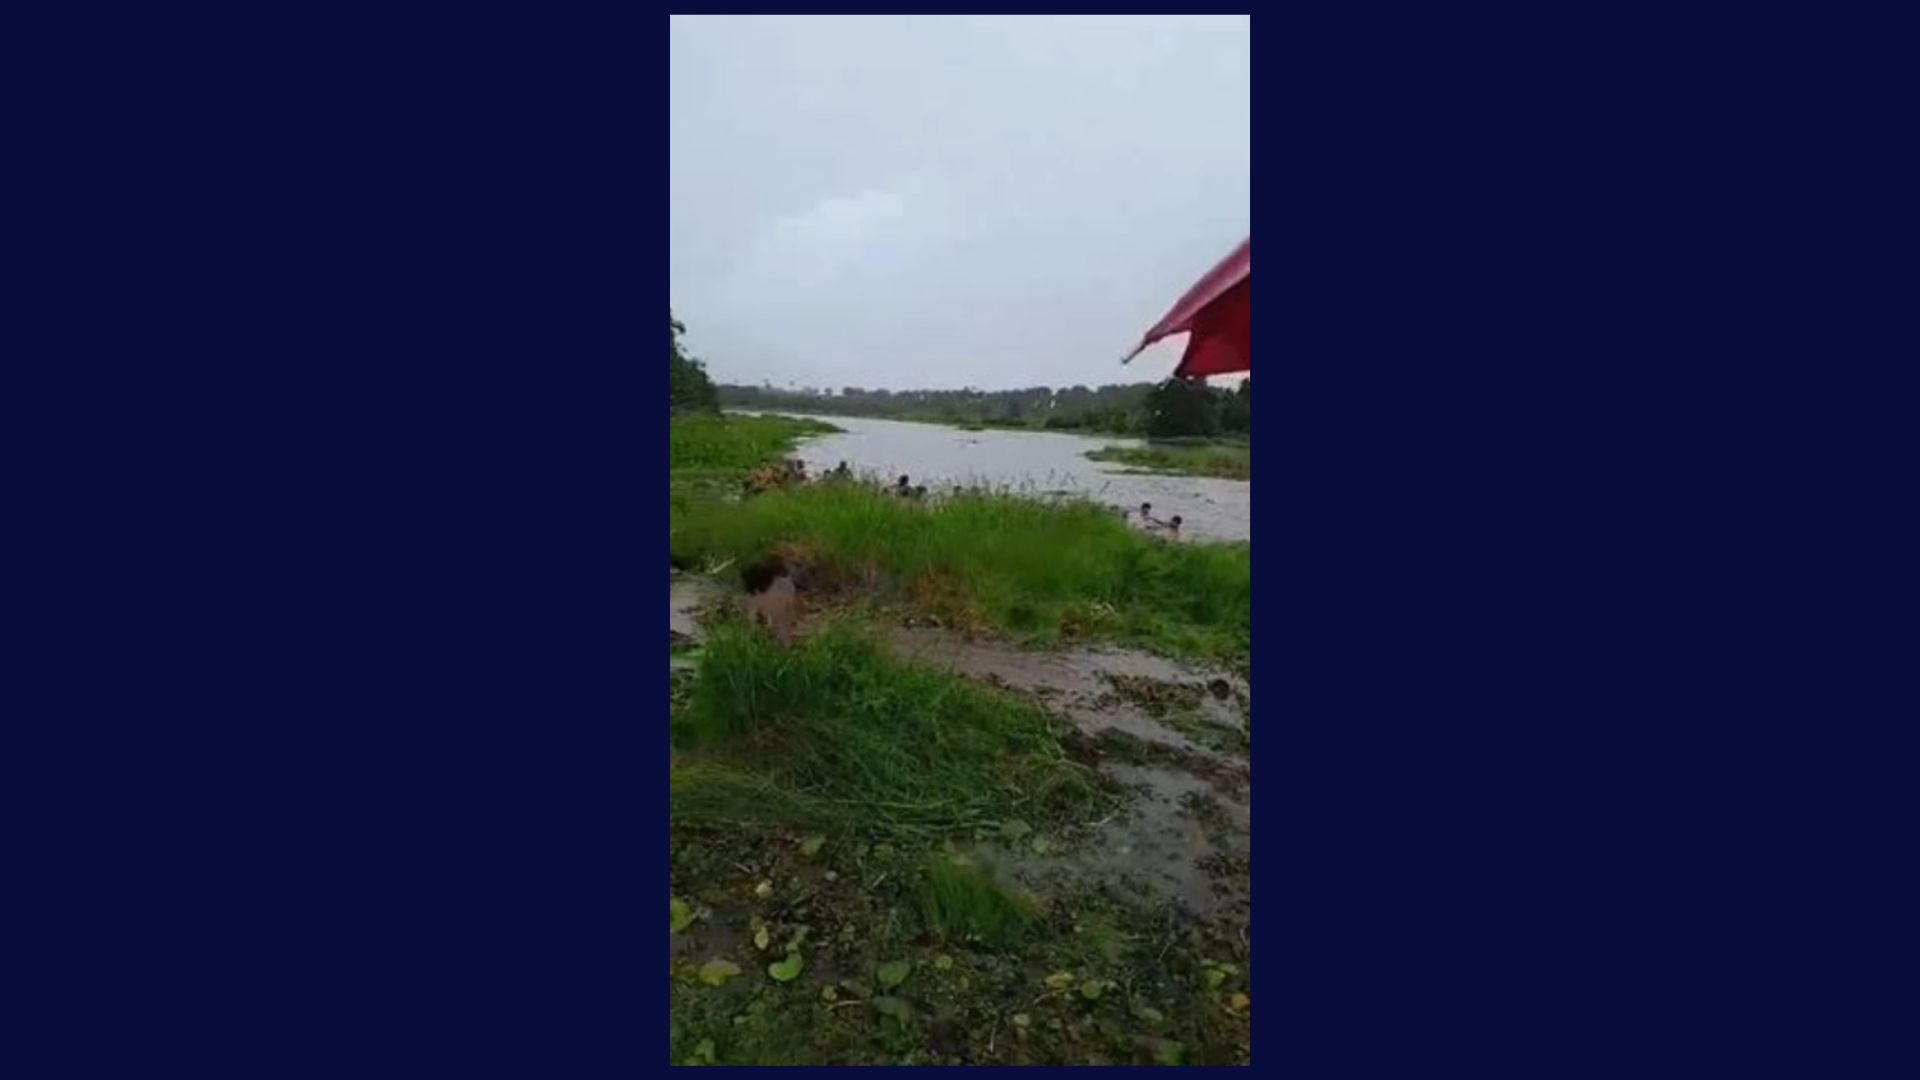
1124, 238, 1250, 379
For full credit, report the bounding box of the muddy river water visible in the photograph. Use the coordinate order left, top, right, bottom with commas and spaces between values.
741, 412, 1250, 543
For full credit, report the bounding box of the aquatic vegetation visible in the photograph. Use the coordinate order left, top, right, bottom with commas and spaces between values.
1085, 441, 1250, 480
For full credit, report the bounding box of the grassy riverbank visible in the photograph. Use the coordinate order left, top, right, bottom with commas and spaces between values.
1085, 441, 1250, 481
673, 484, 1247, 663
668, 413, 1250, 1065
672, 412, 841, 470
670, 415, 1248, 664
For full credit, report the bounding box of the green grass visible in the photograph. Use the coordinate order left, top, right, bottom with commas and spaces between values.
667, 414, 1249, 1065
672, 622, 1105, 835
670, 412, 840, 472
669, 482, 1249, 662
1085, 442, 1250, 480
670, 820, 1250, 1064
918, 854, 1038, 947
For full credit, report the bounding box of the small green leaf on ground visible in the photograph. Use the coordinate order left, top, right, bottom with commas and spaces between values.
877, 959, 912, 988
670, 898, 693, 934
753, 925, 770, 950
1012, 1013, 1031, 1028
1155, 1040, 1186, 1066
754, 880, 773, 899
698, 959, 741, 986
800, 834, 826, 857
769, 951, 804, 982
1204, 968, 1228, 990
691, 1038, 716, 1065
873, 995, 913, 1021
1080, 979, 1105, 1000
1045, 970, 1077, 990
1133, 1004, 1166, 1025
933, 953, 954, 971
999, 820, 1032, 841
1030, 837, 1053, 855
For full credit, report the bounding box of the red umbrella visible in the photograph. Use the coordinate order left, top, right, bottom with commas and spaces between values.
1123, 238, 1250, 379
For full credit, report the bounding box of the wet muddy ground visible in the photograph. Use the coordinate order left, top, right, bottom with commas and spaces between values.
672, 583, 1251, 928
882, 626, 1250, 921
669, 580, 1251, 1063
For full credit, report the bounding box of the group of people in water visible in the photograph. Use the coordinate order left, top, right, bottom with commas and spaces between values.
746, 460, 1181, 538
1135, 501, 1183, 538
742, 457, 811, 494
744, 458, 934, 500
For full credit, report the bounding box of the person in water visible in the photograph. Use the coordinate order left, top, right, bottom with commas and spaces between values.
1165, 514, 1183, 539
895, 475, 913, 497
1137, 501, 1166, 528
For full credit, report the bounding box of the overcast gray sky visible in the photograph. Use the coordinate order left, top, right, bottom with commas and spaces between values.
669, 15, 1249, 391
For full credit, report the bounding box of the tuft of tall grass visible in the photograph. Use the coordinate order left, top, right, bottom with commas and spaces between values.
668, 758, 838, 830
918, 854, 1038, 948
672, 623, 1104, 834
669, 484, 1250, 661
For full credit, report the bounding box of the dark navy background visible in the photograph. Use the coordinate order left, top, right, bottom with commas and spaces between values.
20, 7, 1900, 1076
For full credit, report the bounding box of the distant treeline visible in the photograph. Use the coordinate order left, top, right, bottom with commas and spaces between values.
717, 378, 1249, 439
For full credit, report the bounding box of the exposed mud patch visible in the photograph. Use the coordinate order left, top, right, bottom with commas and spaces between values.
1100, 673, 1247, 740
975, 761, 1248, 919
869, 630, 1250, 921
671, 577, 725, 643
884, 628, 1247, 766
668, 604, 1251, 927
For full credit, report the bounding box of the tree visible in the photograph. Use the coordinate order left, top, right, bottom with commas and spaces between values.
1144, 378, 1220, 438
1219, 378, 1250, 434
669, 310, 718, 412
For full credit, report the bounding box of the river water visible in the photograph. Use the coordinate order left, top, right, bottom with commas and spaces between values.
744, 413, 1250, 543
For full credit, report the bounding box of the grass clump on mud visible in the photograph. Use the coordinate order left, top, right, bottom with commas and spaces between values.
672, 622, 1105, 836
1085, 441, 1250, 480
918, 855, 1037, 947
670, 482, 1249, 663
